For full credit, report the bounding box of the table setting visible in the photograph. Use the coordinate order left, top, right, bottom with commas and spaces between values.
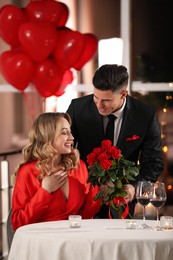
8, 217, 173, 260
8, 176, 173, 260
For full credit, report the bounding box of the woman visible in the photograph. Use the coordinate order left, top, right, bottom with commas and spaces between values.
11, 112, 101, 230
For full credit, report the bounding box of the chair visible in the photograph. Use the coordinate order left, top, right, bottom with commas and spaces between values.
7, 209, 15, 250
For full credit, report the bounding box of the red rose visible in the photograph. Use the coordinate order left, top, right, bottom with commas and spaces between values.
107, 146, 121, 159
98, 152, 109, 162
100, 159, 112, 170
87, 152, 97, 166
101, 140, 112, 149
92, 147, 102, 155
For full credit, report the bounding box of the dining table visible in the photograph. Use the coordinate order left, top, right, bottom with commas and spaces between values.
8, 219, 173, 260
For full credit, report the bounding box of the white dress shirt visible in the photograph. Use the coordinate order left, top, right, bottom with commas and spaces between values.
104, 98, 126, 145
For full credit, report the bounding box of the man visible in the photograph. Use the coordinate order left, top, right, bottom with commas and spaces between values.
67, 64, 164, 218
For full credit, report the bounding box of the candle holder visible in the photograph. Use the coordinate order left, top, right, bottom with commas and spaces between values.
126, 220, 137, 229
160, 216, 173, 230
68, 215, 82, 228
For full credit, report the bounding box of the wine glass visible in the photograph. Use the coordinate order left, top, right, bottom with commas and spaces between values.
136, 181, 152, 229
150, 182, 167, 231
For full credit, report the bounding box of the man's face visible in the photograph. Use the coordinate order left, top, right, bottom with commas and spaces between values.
93, 88, 128, 116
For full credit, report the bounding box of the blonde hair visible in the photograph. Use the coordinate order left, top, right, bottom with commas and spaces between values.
13, 112, 79, 183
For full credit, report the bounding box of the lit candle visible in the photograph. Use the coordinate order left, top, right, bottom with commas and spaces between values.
71, 221, 80, 228
160, 216, 173, 230
68, 215, 82, 228
126, 221, 137, 229
165, 222, 170, 229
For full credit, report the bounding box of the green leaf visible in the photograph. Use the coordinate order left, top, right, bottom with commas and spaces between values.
110, 200, 117, 209
127, 175, 136, 181
116, 190, 127, 197
93, 191, 102, 201
116, 179, 122, 188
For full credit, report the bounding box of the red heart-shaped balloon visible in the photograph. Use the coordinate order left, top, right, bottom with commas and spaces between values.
0, 50, 35, 91
18, 22, 58, 62
33, 58, 64, 98
57, 3, 69, 27
25, 0, 69, 27
61, 69, 73, 87
55, 69, 73, 97
55, 90, 65, 97
73, 33, 98, 70
54, 28, 85, 70
0, 5, 27, 46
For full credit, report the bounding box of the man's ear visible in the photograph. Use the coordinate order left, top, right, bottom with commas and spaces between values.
121, 89, 128, 99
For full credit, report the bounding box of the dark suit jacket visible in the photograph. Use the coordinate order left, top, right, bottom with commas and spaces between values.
67, 94, 163, 185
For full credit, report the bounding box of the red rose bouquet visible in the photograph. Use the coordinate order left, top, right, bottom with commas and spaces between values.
87, 140, 139, 218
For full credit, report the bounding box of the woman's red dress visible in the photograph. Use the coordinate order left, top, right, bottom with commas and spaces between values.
12, 160, 101, 230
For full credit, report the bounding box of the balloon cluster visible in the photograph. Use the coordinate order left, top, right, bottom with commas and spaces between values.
0, 0, 98, 97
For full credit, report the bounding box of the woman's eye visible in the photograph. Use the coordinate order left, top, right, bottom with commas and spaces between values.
62, 131, 71, 135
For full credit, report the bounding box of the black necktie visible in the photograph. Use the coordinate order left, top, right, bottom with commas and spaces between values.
105, 114, 116, 145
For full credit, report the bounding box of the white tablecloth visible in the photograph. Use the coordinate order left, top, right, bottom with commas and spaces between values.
8, 219, 173, 260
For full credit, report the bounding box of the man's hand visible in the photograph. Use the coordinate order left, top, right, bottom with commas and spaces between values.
124, 184, 135, 203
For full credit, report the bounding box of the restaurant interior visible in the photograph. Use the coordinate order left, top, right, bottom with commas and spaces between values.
0, 0, 173, 259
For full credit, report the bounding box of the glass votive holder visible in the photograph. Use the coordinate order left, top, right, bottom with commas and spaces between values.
126, 220, 137, 229
68, 215, 82, 228
160, 216, 173, 230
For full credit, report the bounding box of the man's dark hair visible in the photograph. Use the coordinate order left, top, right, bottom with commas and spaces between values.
92, 64, 129, 92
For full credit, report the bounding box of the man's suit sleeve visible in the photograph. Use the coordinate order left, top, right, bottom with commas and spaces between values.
66, 100, 79, 147
136, 112, 164, 183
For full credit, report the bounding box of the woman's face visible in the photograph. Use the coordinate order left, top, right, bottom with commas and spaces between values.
52, 117, 74, 154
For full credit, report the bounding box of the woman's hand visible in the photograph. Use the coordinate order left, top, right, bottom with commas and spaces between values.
42, 169, 68, 194
99, 178, 115, 201
99, 184, 109, 201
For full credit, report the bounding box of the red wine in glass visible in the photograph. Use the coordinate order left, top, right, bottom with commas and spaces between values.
150, 199, 166, 209
150, 182, 167, 231
137, 197, 150, 207
136, 181, 152, 229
